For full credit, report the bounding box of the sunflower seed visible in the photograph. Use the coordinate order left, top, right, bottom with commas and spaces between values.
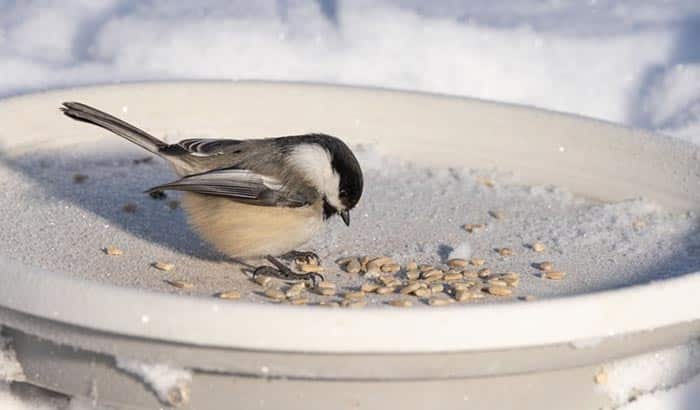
341, 299, 366, 308
428, 298, 453, 306
487, 279, 508, 287
381, 263, 401, 273
532, 242, 546, 252
365, 261, 383, 275
335, 257, 354, 266
543, 271, 566, 280
463, 223, 486, 233
103, 246, 123, 256
298, 263, 324, 273
454, 290, 471, 302
537, 261, 554, 272
165, 280, 193, 289
254, 275, 272, 287
502, 272, 520, 280
452, 282, 473, 291
375, 286, 395, 295
470, 258, 486, 266
216, 290, 241, 300
486, 286, 512, 296
497, 248, 513, 257
345, 258, 362, 273
447, 258, 468, 268
317, 281, 336, 289
443, 272, 463, 281
378, 275, 395, 286
344, 291, 366, 300
430, 283, 445, 294
489, 210, 505, 220
406, 261, 418, 271
285, 283, 306, 298
288, 297, 310, 305
400, 283, 422, 294
361, 282, 380, 293
389, 299, 412, 307
594, 370, 608, 385
316, 281, 336, 296
413, 288, 432, 298
367, 257, 395, 272
360, 256, 370, 271
264, 288, 286, 300
478, 178, 495, 188
477, 268, 492, 278
406, 270, 421, 280
153, 262, 174, 271
422, 269, 444, 280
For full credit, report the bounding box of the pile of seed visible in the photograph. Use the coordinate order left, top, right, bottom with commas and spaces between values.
101, 245, 555, 307
237, 254, 557, 307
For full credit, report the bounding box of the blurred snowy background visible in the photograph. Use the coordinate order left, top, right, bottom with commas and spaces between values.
1, 0, 699, 408
1, 0, 700, 141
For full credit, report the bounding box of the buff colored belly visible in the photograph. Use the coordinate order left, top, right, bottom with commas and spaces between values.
181, 193, 325, 258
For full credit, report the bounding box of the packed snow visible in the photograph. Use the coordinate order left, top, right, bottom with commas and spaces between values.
0, 1, 699, 142
1, 0, 699, 408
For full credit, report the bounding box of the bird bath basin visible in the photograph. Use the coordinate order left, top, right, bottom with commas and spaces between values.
0, 81, 698, 409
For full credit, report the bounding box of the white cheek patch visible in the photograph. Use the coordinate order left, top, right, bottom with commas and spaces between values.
288, 144, 342, 209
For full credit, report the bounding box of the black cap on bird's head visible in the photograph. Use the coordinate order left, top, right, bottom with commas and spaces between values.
306, 134, 363, 226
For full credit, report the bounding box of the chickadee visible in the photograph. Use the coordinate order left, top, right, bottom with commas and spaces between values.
61, 102, 363, 284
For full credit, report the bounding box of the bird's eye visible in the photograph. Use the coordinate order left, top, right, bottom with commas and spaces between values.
339, 189, 348, 198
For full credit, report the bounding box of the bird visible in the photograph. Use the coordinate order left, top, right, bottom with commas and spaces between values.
60, 102, 363, 284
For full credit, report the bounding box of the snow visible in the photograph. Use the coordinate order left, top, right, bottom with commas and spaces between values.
604, 340, 700, 408
0, 385, 59, 410
115, 358, 191, 407
0, 331, 24, 383
1, 0, 700, 408
620, 373, 700, 410
0, 1, 699, 141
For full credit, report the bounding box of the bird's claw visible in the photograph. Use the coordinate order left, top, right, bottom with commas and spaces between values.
282, 250, 321, 266
252, 256, 324, 287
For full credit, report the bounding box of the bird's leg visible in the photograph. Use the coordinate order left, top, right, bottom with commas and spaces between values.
253, 255, 324, 287
281, 250, 321, 266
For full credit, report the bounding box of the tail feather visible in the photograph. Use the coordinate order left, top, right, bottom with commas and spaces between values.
61, 102, 167, 154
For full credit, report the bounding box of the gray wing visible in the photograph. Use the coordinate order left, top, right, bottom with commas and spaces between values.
146, 168, 311, 207
173, 138, 244, 157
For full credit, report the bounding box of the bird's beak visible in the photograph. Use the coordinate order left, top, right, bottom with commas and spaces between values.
339, 210, 350, 226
